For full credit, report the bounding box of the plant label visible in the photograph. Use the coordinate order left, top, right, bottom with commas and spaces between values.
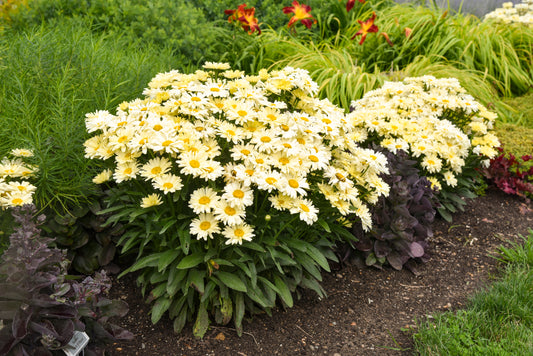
63, 331, 90, 356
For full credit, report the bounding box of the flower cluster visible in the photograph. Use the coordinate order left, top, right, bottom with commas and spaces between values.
224, 3, 261, 35
484, 1, 533, 26
348, 76, 500, 189
84, 63, 389, 245
0, 148, 37, 208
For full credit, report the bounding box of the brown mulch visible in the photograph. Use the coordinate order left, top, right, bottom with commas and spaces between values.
108, 188, 533, 356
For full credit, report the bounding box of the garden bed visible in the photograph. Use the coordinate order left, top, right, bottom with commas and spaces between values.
108, 188, 533, 355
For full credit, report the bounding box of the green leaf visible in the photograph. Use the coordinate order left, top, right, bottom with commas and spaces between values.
122, 253, 163, 276
179, 226, 191, 254
159, 219, 177, 235
188, 269, 205, 295
216, 271, 247, 292
242, 241, 266, 252
304, 243, 331, 272
193, 302, 210, 338
317, 219, 331, 233
176, 253, 204, 269
300, 276, 326, 299
365, 252, 377, 266
173, 307, 188, 334
158, 249, 179, 273
151, 297, 171, 324
167, 268, 188, 297
273, 276, 293, 307
234, 293, 245, 337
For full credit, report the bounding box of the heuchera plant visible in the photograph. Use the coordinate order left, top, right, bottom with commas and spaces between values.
0, 205, 132, 356
349, 149, 436, 273
481, 147, 533, 198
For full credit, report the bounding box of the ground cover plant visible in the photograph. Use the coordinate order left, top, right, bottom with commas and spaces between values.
0, 205, 132, 355
413, 228, 533, 355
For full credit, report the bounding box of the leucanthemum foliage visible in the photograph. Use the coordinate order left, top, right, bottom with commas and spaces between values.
84, 63, 389, 337
348, 76, 500, 190
85, 63, 389, 236
0, 149, 37, 209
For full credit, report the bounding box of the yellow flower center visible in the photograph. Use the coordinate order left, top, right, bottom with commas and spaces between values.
297, 138, 305, 145
139, 138, 147, 145
200, 221, 211, 230
283, 143, 292, 149
288, 179, 299, 188
241, 149, 251, 155
118, 136, 128, 143
234, 228, 245, 237
281, 124, 289, 131
256, 158, 264, 164
299, 116, 309, 122
300, 203, 310, 213
322, 118, 332, 124
162, 140, 172, 147
124, 168, 133, 175
12, 198, 23, 205
279, 157, 290, 165
153, 124, 163, 131
151, 167, 162, 175
195, 126, 204, 132
224, 206, 236, 216
190, 160, 200, 168
309, 155, 319, 162
227, 130, 236, 136
210, 87, 220, 92
266, 114, 277, 121
199, 196, 210, 205
265, 177, 277, 185
237, 110, 247, 117
163, 182, 173, 189
335, 173, 346, 182
233, 190, 245, 199
260, 136, 271, 143
245, 169, 254, 176
191, 96, 202, 102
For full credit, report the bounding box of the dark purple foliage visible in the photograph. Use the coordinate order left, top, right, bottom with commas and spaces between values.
0, 205, 132, 356
349, 149, 437, 274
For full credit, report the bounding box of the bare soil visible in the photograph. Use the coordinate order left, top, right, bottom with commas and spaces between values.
108, 188, 533, 356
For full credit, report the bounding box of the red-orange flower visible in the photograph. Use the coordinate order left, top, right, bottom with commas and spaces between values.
225, 4, 261, 35
404, 27, 412, 39
380, 32, 394, 47
346, 0, 366, 12
351, 12, 379, 45
283, 1, 317, 29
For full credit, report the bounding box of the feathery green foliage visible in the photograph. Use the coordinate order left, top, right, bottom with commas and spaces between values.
0, 21, 178, 211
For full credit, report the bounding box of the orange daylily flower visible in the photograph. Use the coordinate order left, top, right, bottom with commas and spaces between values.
346, 0, 366, 12
283, 1, 317, 29
351, 12, 379, 45
380, 32, 394, 47
404, 27, 412, 39
225, 3, 261, 35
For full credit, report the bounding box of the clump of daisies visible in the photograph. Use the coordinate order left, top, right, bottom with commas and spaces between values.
84, 63, 389, 243
0, 149, 37, 209
484, 1, 533, 26
348, 75, 500, 191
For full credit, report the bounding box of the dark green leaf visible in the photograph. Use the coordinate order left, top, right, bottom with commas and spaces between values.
273, 276, 293, 307
157, 249, 179, 273
151, 297, 171, 324
176, 253, 204, 269
216, 272, 247, 292
234, 293, 244, 337
193, 303, 209, 338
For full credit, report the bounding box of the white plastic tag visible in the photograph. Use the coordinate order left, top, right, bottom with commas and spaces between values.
63, 331, 90, 356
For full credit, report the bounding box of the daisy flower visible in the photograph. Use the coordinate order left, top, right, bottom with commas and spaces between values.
268, 193, 294, 211
254, 169, 282, 192
92, 169, 113, 184
289, 198, 318, 225
222, 223, 255, 245
189, 187, 220, 214
190, 213, 220, 240
0, 191, 33, 207
140, 193, 163, 208
214, 199, 246, 226
152, 174, 183, 194
202, 62, 231, 70
279, 174, 309, 198
140, 157, 173, 181
10, 148, 34, 158
113, 161, 139, 183
177, 151, 209, 177
222, 182, 254, 209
